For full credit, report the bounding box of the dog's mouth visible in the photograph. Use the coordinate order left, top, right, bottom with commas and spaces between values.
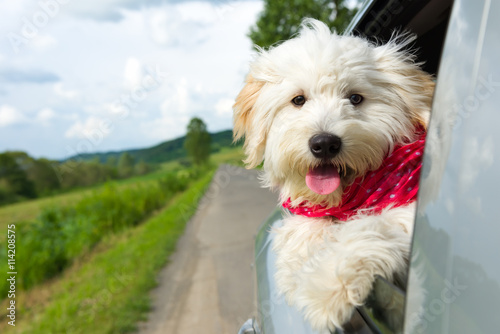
305, 163, 343, 195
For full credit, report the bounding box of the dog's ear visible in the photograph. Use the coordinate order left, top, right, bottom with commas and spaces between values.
233, 74, 266, 168
233, 74, 261, 141
374, 39, 435, 130
391, 66, 435, 130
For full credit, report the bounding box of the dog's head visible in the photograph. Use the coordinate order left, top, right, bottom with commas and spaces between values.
233, 19, 434, 207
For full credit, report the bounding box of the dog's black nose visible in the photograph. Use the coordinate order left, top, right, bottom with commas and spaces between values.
309, 133, 342, 159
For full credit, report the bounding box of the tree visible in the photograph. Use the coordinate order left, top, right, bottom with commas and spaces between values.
184, 117, 211, 166
135, 160, 151, 175
106, 156, 118, 167
3, 152, 61, 196
27, 158, 61, 195
0, 152, 36, 204
249, 0, 359, 49
118, 152, 135, 178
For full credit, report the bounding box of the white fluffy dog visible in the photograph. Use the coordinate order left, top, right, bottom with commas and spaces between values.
233, 19, 434, 332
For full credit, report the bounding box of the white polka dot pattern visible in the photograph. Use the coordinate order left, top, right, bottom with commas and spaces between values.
283, 129, 426, 221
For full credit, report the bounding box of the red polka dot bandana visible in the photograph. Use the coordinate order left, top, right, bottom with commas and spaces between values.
282, 131, 426, 221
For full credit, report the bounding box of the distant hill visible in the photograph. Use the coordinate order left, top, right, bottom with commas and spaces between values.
66, 129, 239, 164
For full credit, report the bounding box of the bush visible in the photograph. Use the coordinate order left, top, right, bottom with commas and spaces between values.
0, 168, 205, 295
15, 209, 69, 289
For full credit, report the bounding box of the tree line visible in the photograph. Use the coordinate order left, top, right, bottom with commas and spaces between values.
0, 117, 213, 207
0, 151, 153, 206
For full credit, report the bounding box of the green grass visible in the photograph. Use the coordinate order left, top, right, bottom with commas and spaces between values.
210, 146, 245, 166
0, 190, 88, 230
1, 170, 215, 334
0, 146, 242, 332
0, 168, 200, 295
0, 146, 243, 230
0, 175, 159, 231
0, 163, 177, 228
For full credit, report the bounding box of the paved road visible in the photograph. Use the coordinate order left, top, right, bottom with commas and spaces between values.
137, 165, 278, 334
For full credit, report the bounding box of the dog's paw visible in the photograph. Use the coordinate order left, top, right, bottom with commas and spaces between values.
273, 210, 412, 332
294, 263, 376, 331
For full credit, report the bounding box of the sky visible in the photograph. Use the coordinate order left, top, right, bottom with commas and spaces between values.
0, 0, 263, 160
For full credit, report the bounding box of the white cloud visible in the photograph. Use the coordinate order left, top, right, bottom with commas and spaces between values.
37, 107, 56, 122
103, 103, 126, 116
161, 78, 190, 114
83, 103, 131, 123
65, 116, 112, 140
148, 10, 174, 45
144, 77, 194, 141
0, 105, 28, 127
123, 57, 144, 89
147, 4, 212, 47
0, 0, 264, 158
31, 34, 57, 51
140, 114, 190, 142
62, 0, 165, 21
460, 136, 495, 192
176, 2, 219, 24
54, 83, 78, 99
215, 98, 234, 116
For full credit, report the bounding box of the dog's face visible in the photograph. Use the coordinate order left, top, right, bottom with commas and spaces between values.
234, 20, 434, 207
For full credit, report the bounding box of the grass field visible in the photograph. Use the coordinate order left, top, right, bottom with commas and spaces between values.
0, 146, 244, 230
0, 170, 215, 333
0, 146, 243, 333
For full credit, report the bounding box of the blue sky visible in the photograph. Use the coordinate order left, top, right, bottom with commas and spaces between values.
0, 0, 263, 159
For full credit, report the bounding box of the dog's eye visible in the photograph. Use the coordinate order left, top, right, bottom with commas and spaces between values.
292, 95, 306, 106
349, 94, 363, 105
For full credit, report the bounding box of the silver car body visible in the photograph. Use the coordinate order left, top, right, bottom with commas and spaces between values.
405, 0, 500, 332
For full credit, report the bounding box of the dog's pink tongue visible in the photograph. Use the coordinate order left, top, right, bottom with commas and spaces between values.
306, 165, 340, 195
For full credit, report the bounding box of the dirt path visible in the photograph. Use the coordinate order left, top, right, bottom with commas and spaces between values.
137, 165, 278, 334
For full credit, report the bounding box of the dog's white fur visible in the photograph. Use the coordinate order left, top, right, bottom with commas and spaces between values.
233, 19, 434, 332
